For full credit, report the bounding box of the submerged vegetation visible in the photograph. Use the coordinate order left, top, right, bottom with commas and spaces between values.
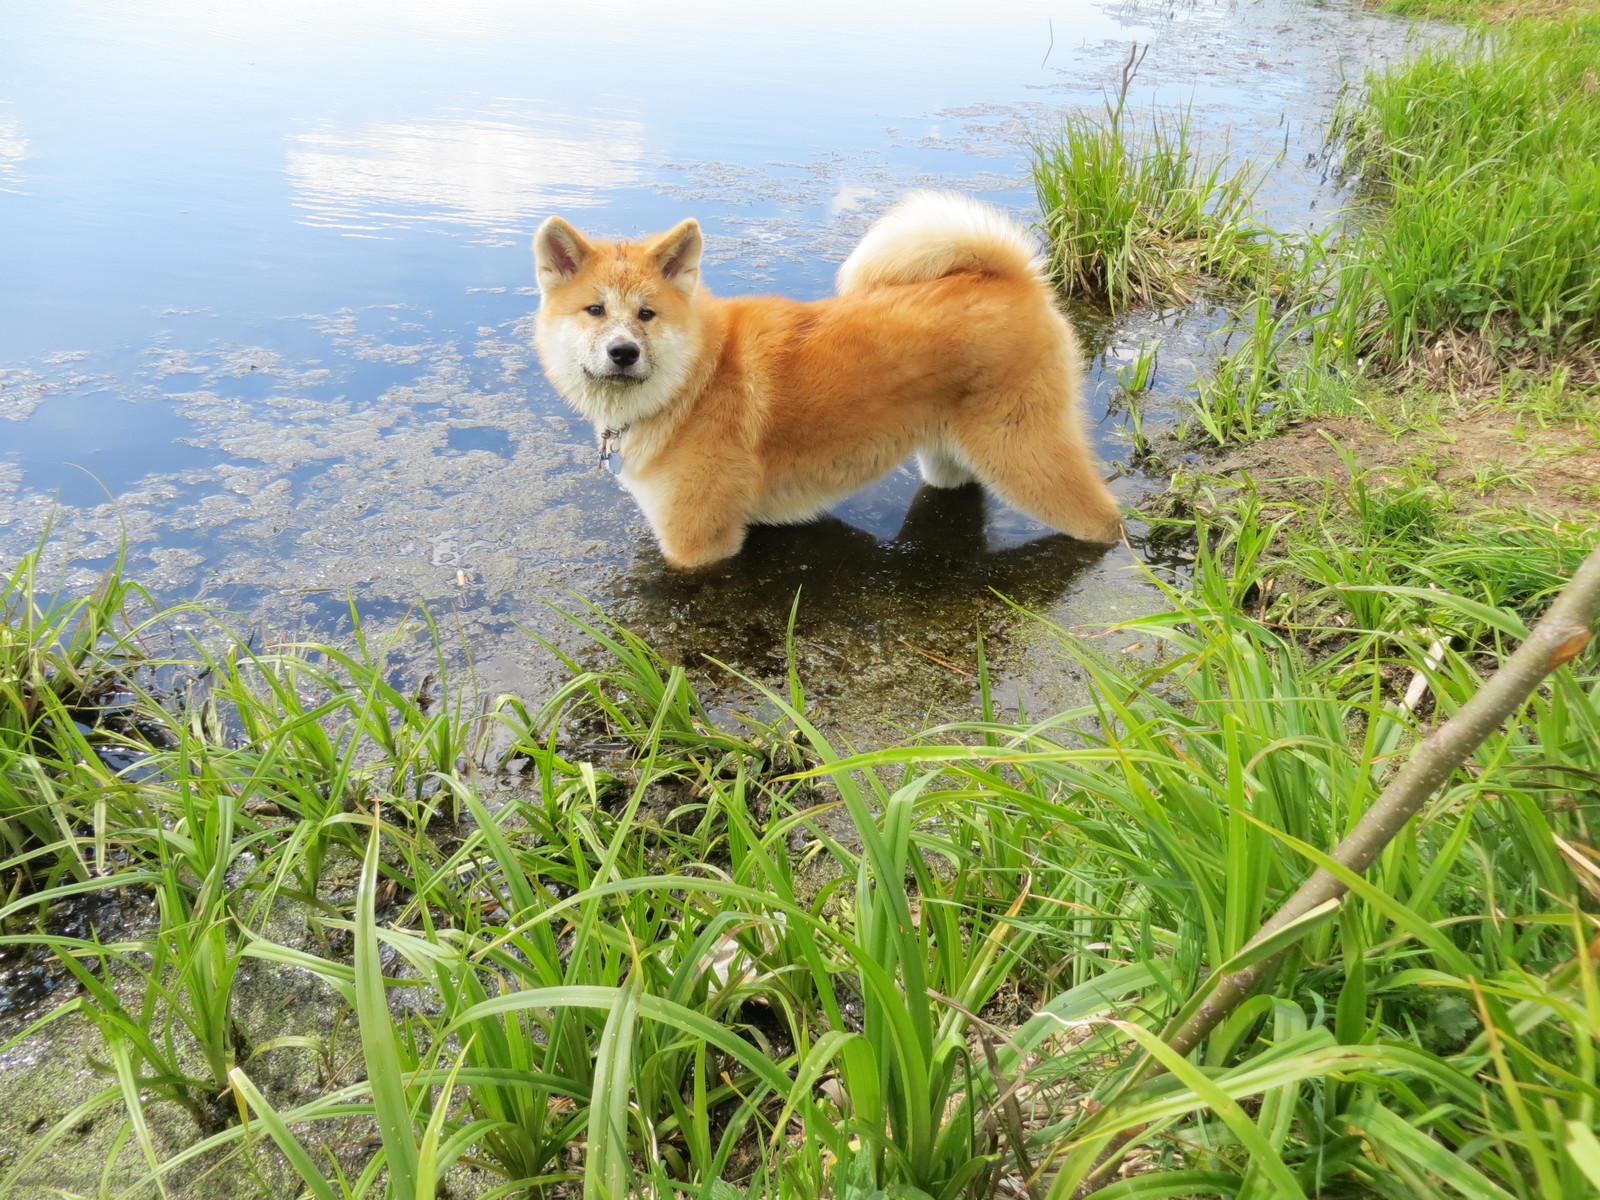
2, 8, 1599, 1200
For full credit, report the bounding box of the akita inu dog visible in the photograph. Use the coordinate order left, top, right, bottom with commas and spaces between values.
532, 191, 1122, 568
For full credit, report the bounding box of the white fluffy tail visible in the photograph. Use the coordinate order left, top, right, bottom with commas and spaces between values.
835, 191, 1044, 295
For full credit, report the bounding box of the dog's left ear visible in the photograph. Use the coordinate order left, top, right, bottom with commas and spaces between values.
649, 219, 703, 295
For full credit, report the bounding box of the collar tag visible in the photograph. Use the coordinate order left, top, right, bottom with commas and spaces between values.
597, 426, 625, 473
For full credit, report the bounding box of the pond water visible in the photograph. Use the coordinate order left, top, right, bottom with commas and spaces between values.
0, 0, 1428, 729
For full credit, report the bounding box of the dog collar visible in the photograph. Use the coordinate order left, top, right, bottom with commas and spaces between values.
597, 425, 628, 472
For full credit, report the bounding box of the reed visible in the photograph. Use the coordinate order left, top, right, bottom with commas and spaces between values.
1031, 108, 1269, 311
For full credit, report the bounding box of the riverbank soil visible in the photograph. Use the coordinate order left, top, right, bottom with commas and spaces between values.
1209, 405, 1600, 523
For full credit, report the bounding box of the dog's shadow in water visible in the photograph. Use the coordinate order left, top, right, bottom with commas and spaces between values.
610, 483, 1115, 679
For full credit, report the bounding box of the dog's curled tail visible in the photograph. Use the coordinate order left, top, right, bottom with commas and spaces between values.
835, 191, 1044, 295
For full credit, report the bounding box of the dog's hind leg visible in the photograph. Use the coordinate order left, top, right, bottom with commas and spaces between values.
915, 437, 979, 488
951, 390, 1123, 543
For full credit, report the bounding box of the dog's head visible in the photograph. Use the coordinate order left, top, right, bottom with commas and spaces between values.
532, 216, 704, 428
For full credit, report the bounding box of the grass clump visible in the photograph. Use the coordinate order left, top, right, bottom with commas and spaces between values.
0, 550, 178, 884
1032, 108, 1269, 310
1329, 15, 1600, 368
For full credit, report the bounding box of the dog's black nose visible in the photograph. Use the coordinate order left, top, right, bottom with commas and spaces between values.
608, 340, 640, 368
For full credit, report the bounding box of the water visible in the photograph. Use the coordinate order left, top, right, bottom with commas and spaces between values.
0, 0, 1428, 728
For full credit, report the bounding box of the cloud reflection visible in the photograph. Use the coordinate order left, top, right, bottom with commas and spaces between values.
0, 118, 28, 191
285, 111, 646, 235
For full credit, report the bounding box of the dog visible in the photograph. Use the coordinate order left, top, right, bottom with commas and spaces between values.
531, 191, 1122, 568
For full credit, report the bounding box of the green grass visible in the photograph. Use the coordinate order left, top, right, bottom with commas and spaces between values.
1032, 108, 1270, 310
0, 546, 156, 879
1329, 15, 1600, 364
2, 520, 1598, 1198
1367, 0, 1600, 23
1370, 0, 1499, 20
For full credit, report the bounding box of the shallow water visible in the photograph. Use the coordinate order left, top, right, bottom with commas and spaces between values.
0, 0, 1428, 729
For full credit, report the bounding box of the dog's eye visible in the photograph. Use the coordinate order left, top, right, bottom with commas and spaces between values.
584, 304, 605, 317
637, 308, 656, 322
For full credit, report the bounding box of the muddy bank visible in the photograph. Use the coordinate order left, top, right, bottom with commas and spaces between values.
1202, 410, 1600, 522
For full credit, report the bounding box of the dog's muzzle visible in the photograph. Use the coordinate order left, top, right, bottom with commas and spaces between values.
587, 337, 647, 383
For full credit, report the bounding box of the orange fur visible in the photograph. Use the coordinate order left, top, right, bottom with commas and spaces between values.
532, 192, 1122, 568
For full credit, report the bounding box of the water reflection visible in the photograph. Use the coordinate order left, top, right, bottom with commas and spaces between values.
287, 111, 648, 236
614, 483, 1111, 699
0, 0, 1432, 726
0, 117, 24, 191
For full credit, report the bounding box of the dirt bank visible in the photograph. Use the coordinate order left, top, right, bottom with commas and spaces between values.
1207, 410, 1600, 521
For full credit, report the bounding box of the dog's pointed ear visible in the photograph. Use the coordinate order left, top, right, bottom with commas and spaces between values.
649, 219, 703, 295
533, 217, 592, 291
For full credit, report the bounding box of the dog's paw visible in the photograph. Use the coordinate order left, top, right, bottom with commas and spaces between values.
1089, 515, 1126, 544
659, 524, 747, 569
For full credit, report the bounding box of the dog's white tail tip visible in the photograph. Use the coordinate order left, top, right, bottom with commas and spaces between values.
835, 191, 1044, 295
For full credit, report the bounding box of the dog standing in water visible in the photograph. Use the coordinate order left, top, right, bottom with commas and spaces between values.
531, 192, 1122, 568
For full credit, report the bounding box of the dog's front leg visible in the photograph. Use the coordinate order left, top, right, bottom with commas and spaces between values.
623, 468, 751, 569
657, 512, 748, 569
